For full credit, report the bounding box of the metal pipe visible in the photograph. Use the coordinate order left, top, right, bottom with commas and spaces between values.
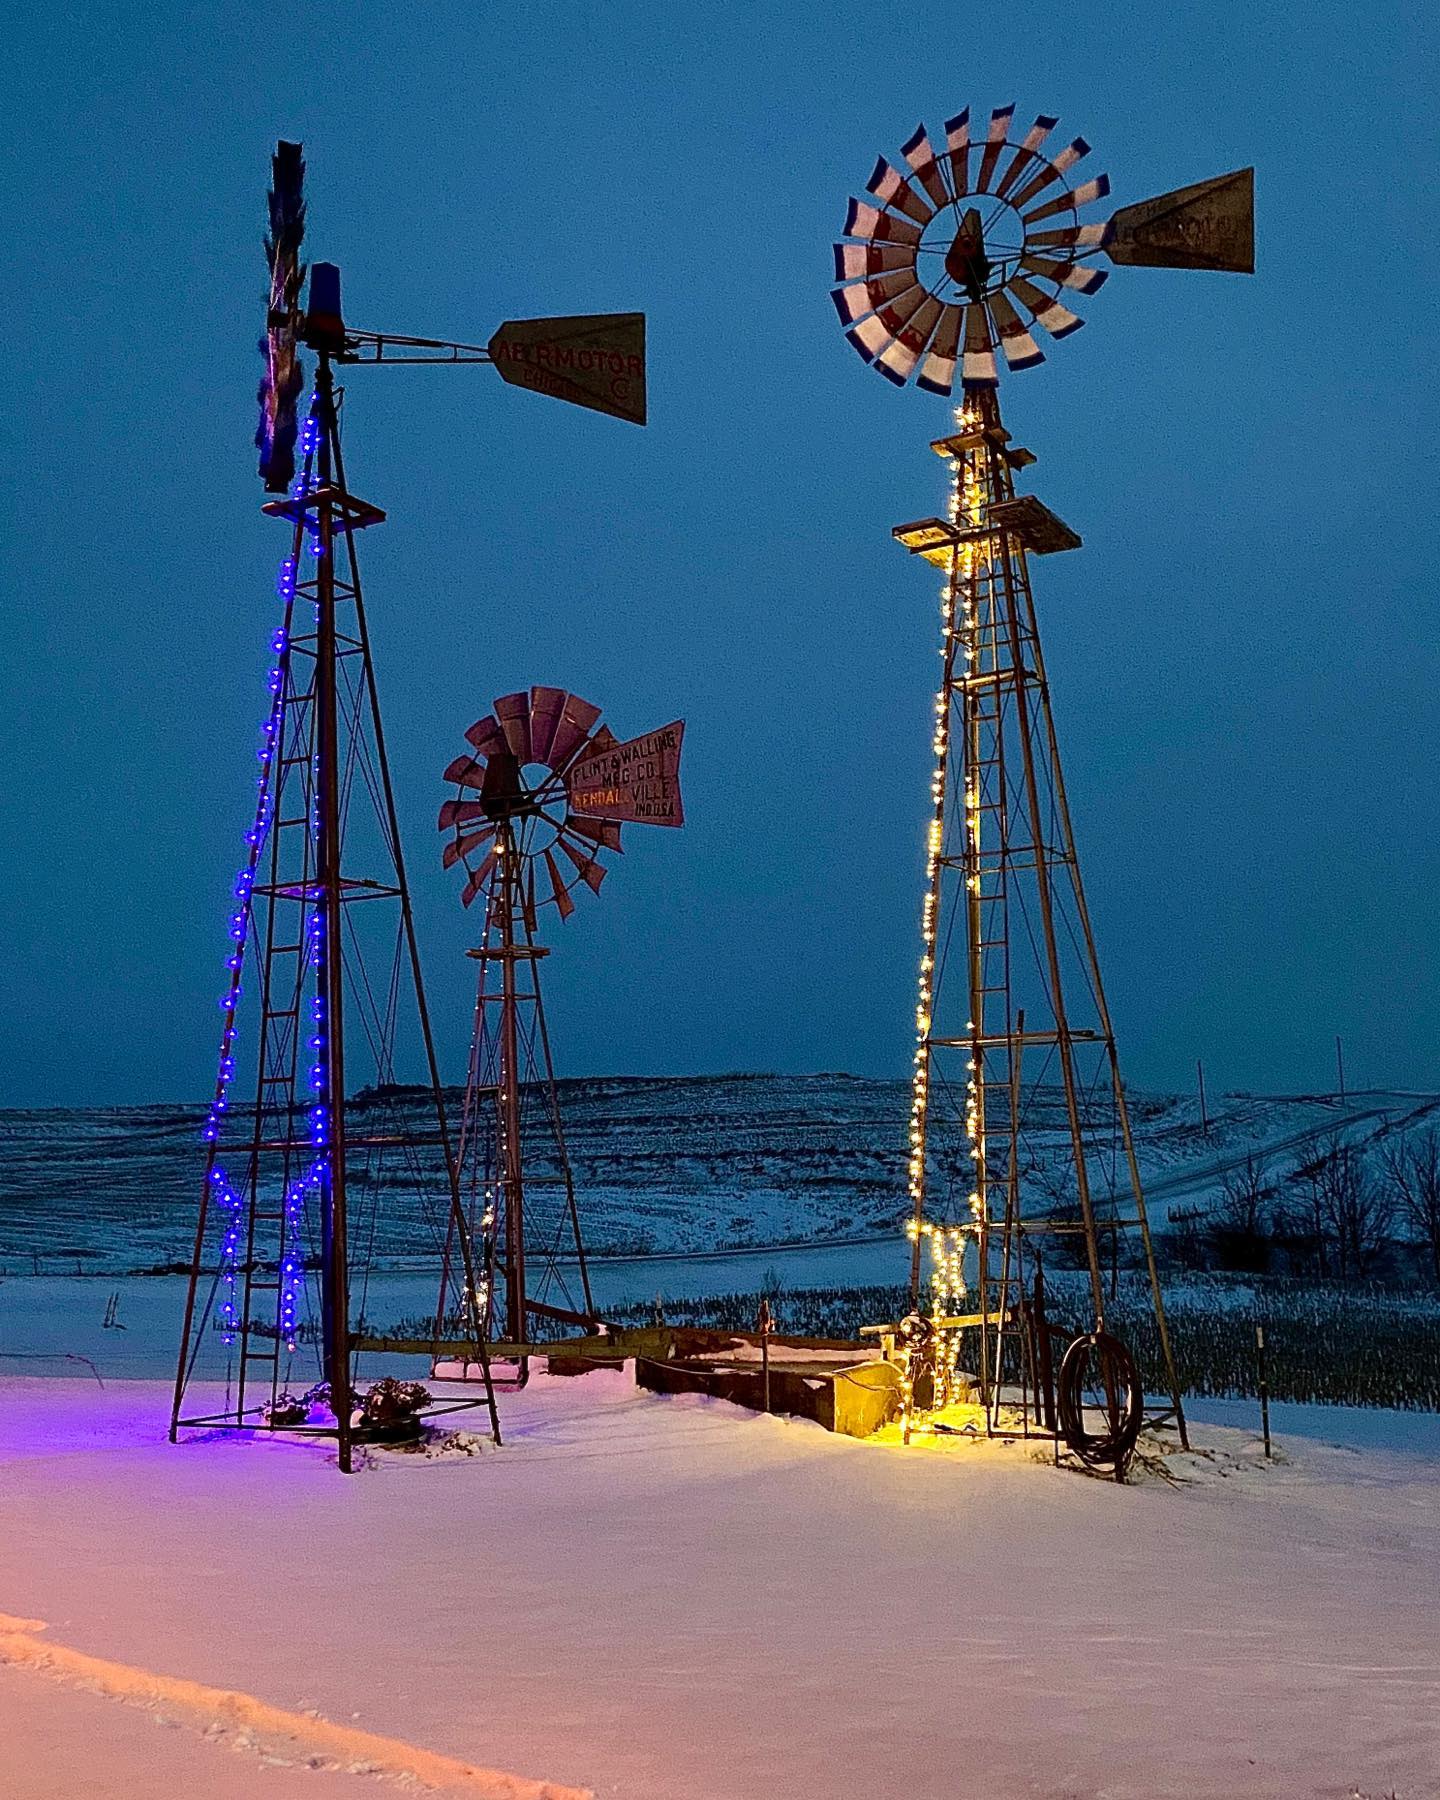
314, 356, 352, 1472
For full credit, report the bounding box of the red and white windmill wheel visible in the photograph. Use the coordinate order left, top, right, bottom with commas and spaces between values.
440, 686, 685, 920
833, 105, 1253, 393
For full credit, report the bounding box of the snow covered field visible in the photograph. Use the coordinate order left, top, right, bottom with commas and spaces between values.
2, 1371, 1438, 1799
4, 1076, 1436, 1277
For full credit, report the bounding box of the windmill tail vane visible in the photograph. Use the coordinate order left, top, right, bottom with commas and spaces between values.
832, 103, 1252, 392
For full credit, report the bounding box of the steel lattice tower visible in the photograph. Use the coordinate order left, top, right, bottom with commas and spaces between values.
434, 694, 685, 1379
170, 361, 497, 1470
896, 390, 1185, 1435
830, 104, 1252, 1453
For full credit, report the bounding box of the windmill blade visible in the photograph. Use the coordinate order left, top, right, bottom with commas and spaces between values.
529, 685, 567, 764
1008, 136, 1091, 212
464, 714, 507, 757
438, 797, 491, 832
1007, 276, 1084, 339
1027, 222, 1111, 251
567, 815, 623, 852
494, 691, 532, 763
443, 825, 497, 871
460, 852, 498, 910
1020, 253, 1109, 295
987, 290, 1045, 370
874, 338, 921, 387
831, 267, 918, 325
1024, 174, 1111, 227
443, 754, 487, 792
843, 314, 898, 365
843, 199, 924, 247
961, 302, 998, 387
547, 693, 603, 770
995, 115, 1059, 199
865, 156, 934, 226
943, 109, 971, 193
900, 123, 951, 208
557, 834, 608, 896
916, 303, 963, 395
832, 284, 877, 326
875, 282, 931, 337
544, 849, 576, 922
876, 295, 944, 387
523, 861, 538, 937
256, 140, 307, 494
975, 104, 1016, 193
833, 241, 916, 280
1104, 167, 1254, 271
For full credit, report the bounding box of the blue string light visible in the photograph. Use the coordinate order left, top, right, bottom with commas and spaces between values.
278, 908, 327, 1351
203, 391, 323, 1348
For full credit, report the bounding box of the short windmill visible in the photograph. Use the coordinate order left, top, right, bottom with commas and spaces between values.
434, 692, 684, 1381
831, 109, 1253, 1465
171, 142, 647, 1473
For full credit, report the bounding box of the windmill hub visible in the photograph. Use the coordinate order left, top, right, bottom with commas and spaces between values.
943, 206, 996, 302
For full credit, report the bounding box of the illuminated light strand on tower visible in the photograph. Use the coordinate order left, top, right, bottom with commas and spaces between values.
906, 402, 986, 1325
203, 606, 293, 1341
202, 405, 319, 1345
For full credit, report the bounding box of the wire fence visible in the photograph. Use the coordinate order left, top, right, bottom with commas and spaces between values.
603, 1274, 1440, 1413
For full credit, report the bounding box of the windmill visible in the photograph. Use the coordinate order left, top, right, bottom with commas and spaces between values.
831, 108, 1253, 1464
434, 692, 684, 1381
171, 141, 647, 1472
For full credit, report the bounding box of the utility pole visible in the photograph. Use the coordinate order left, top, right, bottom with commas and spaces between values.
1335, 1035, 1346, 1102
1197, 1059, 1209, 1137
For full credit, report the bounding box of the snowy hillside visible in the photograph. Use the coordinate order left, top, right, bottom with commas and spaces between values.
1, 1075, 1437, 1277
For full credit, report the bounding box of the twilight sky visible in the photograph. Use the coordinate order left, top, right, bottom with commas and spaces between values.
1, 0, 1436, 1106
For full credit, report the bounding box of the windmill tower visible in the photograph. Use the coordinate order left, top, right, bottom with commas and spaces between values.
831, 109, 1254, 1459
170, 141, 648, 1471
436, 695, 684, 1380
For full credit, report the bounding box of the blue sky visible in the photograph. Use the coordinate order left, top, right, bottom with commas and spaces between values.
1, 0, 1436, 1104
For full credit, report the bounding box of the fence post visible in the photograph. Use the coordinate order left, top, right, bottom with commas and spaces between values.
1255, 1322, 1272, 1459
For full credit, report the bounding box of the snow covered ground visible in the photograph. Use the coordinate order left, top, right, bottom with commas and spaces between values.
2, 1371, 1438, 1799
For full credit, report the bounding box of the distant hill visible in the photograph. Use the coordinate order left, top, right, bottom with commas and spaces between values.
0, 1074, 1435, 1276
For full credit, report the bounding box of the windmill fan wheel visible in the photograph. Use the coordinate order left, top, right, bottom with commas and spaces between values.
440, 686, 625, 921
832, 105, 1113, 392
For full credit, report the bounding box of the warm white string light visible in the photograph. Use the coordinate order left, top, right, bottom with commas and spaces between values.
903, 397, 991, 1418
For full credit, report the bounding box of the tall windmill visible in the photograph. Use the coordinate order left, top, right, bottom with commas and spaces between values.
170, 142, 647, 1472
436, 694, 684, 1381
831, 109, 1253, 1458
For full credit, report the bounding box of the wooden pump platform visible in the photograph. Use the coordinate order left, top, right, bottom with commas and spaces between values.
634, 1340, 899, 1438
409, 1324, 904, 1438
